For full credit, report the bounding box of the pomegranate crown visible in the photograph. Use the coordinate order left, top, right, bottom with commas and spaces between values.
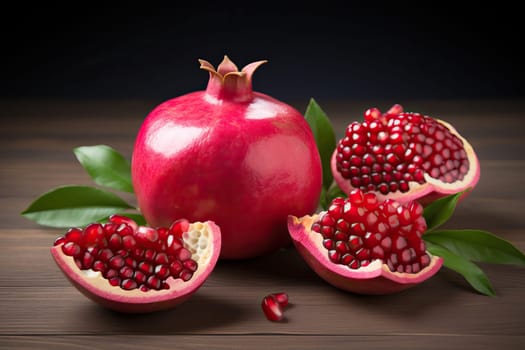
199, 55, 267, 102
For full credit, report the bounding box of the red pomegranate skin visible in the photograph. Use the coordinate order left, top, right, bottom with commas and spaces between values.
132, 57, 322, 259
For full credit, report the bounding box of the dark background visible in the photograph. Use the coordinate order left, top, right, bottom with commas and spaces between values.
2, 3, 523, 103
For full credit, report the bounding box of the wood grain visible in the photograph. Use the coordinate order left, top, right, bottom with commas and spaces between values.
1, 99, 524, 349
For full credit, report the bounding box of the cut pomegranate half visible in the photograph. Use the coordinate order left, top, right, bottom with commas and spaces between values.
332, 105, 480, 205
51, 216, 221, 313
288, 190, 443, 294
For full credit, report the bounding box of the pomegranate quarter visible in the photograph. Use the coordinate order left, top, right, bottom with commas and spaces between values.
131, 56, 322, 259
51, 215, 221, 313
288, 189, 443, 294
332, 105, 480, 205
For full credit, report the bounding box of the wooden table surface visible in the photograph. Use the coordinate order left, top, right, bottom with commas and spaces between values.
1, 98, 524, 349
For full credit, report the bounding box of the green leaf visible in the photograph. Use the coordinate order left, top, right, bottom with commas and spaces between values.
305, 98, 336, 190
423, 192, 462, 232
21, 185, 134, 228
74, 145, 134, 193
326, 183, 346, 203
426, 241, 496, 296
425, 229, 525, 266
319, 186, 328, 211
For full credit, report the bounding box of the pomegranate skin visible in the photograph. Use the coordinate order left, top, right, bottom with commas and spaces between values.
132, 57, 322, 259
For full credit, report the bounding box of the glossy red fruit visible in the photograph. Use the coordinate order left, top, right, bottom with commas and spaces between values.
332, 104, 480, 205
288, 189, 443, 295
51, 215, 221, 313
132, 56, 322, 259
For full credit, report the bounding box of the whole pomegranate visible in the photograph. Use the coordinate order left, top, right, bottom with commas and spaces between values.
132, 56, 322, 259
332, 104, 480, 205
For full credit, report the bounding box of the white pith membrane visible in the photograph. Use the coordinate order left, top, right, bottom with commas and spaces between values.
332, 118, 480, 203
288, 214, 443, 286
51, 222, 220, 310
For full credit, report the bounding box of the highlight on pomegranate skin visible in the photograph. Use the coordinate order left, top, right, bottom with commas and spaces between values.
331, 104, 480, 205
51, 215, 221, 313
288, 189, 443, 295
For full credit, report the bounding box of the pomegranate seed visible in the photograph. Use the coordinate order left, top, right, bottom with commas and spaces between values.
53, 236, 66, 246
103, 222, 118, 235
261, 295, 284, 322
92, 260, 106, 272
83, 223, 105, 247
135, 226, 159, 248
169, 219, 190, 238
108, 233, 122, 250
270, 292, 289, 307
82, 252, 94, 269
134, 271, 147, 285
108, 277, 120, 287
138, 261, 153, 275
144, 249, 156, 262
169, 261, 184, 276
98, 248, 113, 262
122, 235, 137, 249
64, 228, 83, 244
109, 255, 125, 269
183, 259, 198, 272
147, 275, 162, 289
155, 264, 170, 279
179, 269, 193, 281
109, 215, 138, 231
62, 242, 82, 257
121, 279, 138, 290
103, 268, 116, 278
119, 266, 134, 279
175, 248, 192, 261
341, 253, 353, 265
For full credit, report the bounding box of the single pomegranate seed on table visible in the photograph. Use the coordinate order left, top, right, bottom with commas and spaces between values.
261, 292, 290, 322
261, 295, 284, 322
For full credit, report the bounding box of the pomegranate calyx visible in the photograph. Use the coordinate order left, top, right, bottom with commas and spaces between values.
199, 55, 267, 102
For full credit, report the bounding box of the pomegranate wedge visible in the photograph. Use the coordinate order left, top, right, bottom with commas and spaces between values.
51, 215, 221, 313
332, 104, 480, 205
288, 189, 443, 294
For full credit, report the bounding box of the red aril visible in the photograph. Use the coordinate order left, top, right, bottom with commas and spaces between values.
51, 215, 221, 313
288, 189, 443, 294
270, 292, 289, 307
332, 104, 480, 205
261, 293, 289, 322
132, 56, 322, 259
